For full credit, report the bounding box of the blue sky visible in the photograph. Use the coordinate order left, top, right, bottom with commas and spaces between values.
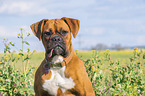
0, 0, 145, 52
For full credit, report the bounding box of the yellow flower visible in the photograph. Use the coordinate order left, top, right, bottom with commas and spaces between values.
17, 53, 20, 58
91, 50, 96, 53
115, 66, 118, 70
75, 50, 78, 52
106, 49, 109, 52
95, 68, 97, 71
134, 48, 138, 52
4, 56, 8, 59
92, 66, 95, 70
92, 66, 97, 72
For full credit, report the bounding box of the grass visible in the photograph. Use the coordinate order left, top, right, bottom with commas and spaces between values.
1, 50, 144, 78
11, 50, 145, 80
0, 50, 135, 74
31, 50, 145, 80
27, 50, 134, 69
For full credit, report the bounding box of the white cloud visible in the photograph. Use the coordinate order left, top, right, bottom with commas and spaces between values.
0, 0, 97, 16
0, 1, 33, 13
0, 0, 48, 16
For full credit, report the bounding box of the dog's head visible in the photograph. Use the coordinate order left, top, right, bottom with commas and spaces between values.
30, 17, 80, 58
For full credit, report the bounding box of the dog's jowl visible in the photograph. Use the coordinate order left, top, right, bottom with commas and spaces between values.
30, 17, 95, 96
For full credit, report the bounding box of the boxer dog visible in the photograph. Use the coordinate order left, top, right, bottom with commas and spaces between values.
30, 17, 95, 96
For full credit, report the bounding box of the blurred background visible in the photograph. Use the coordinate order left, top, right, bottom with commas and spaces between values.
0, 0, 145, 52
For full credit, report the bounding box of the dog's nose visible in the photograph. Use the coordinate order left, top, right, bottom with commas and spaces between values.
51, 36, 62, 42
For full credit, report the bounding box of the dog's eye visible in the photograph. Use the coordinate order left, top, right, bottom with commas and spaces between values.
61, 30, 68, 36
44, 32, 52, 36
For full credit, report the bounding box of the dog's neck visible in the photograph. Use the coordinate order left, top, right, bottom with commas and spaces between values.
44, 50, 74, 74
61, 49, 74, 66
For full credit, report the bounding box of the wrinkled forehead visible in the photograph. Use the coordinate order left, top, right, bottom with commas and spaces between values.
43, 19, 69, 32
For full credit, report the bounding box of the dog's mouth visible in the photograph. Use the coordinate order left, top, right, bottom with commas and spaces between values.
47, 44, 68, 58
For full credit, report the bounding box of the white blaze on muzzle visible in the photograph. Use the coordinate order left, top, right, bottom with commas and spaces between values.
52, 55, 64, 64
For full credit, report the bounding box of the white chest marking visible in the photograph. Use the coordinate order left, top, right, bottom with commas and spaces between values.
42, 66, 75, 96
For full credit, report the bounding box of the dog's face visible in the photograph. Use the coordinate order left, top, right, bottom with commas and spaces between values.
43, 19, 71, 58
30, 17, 80, 58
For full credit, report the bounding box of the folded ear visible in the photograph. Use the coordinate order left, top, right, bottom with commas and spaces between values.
61, 17, 80, 38
30, 19, 48, 40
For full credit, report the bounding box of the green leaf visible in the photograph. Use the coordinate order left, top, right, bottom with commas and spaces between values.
27, 48, 30, 53
27, 33, 30, 37
23, 41, 30, 45
23, 57, 29, 61
26, 67, 35, 76
9, 42, 15, 46
143, 54, 145, 59
18, 53, 24, 56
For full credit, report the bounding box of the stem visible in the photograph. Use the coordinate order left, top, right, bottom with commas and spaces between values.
21, 28, 26, 86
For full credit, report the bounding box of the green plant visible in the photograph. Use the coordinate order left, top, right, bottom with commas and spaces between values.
109, 49, 145, 95
0, 28, 35, 96
84, 49, 145, 95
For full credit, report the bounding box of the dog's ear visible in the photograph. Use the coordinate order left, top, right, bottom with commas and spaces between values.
30, 19, 48, 40
61, 17, 80, 38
